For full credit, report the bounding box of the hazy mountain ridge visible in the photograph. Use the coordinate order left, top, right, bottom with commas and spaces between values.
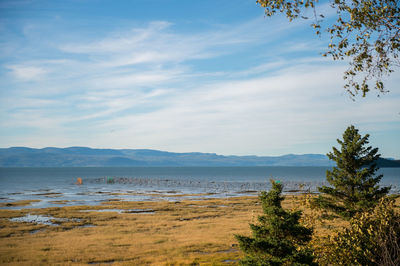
0, 147, 398, 167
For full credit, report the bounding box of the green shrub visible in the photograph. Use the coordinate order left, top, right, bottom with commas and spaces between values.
316, 197, 400, 265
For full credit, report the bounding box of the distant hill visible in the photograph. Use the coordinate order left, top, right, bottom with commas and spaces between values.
0, 147, 399, 167
376, 158, 400, 167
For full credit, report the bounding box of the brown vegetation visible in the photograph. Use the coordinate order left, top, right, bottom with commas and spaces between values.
0, 194, 394, 265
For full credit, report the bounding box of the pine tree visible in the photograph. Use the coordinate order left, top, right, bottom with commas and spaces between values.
235, 180, 315, 266
316, 125, 390, 218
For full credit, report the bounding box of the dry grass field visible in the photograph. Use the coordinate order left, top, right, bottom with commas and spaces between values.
0, 194, 351, 265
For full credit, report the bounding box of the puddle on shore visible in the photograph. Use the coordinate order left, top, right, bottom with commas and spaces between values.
123, 209, 155, 214
10, 214, 80, 226
30, 228, 46, 234
10, 214, 60, 226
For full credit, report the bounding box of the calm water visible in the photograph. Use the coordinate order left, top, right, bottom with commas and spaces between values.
1, 167, 399, 208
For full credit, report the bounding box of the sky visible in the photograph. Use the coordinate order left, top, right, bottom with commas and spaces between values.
0, 0, 399, 158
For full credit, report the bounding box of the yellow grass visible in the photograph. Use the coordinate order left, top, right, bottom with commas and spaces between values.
0, 194, 356, 265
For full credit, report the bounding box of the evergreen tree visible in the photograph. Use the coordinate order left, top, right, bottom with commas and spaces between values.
316, 125, 390, 218
235, 180, 315, 266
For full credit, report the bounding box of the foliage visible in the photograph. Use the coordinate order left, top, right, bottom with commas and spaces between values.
257, 0, 400, 96
315, 125, 390, 218
235, 180, 316, 265
316, 197, 400, 265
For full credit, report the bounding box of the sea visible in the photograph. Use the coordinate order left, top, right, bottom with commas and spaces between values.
1, 167, 399, 209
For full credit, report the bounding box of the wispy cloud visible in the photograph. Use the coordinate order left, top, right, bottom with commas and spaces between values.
7, 65, 47, 81
58, 18, 274, 69
1, 13, 399, 157
60, 21, 173, 54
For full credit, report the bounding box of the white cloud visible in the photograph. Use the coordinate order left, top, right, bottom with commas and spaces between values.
1, 16, 399, 157
92, 62, 399, 155
60, 21, 172, 54
58, 16, 299, 69
7, 65, 47, 81
91, 69, 183, 89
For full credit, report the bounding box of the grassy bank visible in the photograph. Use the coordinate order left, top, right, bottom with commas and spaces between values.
0, 194, 353, 265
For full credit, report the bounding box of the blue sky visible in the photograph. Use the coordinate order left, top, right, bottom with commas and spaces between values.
0, 0, 399, 158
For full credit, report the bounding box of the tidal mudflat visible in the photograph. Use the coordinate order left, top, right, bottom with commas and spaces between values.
0, 193, 353, 265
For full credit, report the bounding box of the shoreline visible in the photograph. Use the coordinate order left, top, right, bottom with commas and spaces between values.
0, 178, 328, 211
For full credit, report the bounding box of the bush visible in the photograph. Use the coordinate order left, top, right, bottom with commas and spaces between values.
316, 197, 400, 265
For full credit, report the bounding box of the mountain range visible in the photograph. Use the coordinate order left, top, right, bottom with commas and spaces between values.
0, 147, 399, 167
